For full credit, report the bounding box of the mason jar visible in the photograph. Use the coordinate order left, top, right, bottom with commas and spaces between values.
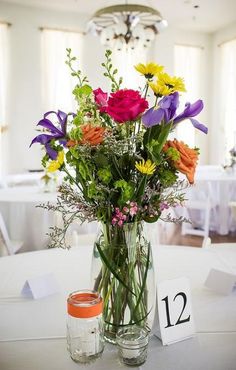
67, 290, 104, 363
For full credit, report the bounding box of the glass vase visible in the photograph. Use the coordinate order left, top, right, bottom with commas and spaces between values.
91, 221, 156, 344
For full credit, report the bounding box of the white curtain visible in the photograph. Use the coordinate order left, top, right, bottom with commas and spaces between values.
174, 44, 203, 147
0, 24, 8, 176
112, 47, 147, 90
219, 39, 236, 159
41, 29, 84, 113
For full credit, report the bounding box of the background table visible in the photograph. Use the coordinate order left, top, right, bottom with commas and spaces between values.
184, 166, 236, 235
0, 186, 58, 252
0, 186, 98, 252
0, 243, 235, 369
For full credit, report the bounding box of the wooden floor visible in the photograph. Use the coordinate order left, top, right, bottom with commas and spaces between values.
160, 224, 236, 247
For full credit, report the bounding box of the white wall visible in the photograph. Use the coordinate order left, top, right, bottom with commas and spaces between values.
0, 1, 212, 173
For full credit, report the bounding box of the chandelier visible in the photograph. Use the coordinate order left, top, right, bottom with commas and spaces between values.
87, 4, 168, 51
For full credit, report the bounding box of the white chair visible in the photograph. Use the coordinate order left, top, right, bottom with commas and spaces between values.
202, 236, 212, 248
0, 212, 23, 256
181, 181, 213, 239
229, 202, 236, 221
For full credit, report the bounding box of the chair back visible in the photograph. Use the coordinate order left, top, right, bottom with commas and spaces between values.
0, 212, 12, 255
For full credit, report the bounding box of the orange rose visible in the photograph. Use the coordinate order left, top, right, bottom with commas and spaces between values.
163, 139, 198, 184
66, 124, 105, 147
80, 124, 105, 146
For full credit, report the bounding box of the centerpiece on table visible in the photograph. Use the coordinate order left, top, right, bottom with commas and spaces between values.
31, 49, 208, 343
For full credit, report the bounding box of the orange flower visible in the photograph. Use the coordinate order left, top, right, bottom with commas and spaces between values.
163, 139, 198, 184
66, 139, 78, 147
66, 124, 105, 148
81, 124, 105, 146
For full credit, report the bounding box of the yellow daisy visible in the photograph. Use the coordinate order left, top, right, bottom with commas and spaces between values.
134, 62, 164, 79
47, 151, 64, 173
135, 159, 156, 175
158, 72, 186, 93
148, 81, 171, 97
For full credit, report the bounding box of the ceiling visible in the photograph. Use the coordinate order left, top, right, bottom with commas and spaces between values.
2, 0, 236, 33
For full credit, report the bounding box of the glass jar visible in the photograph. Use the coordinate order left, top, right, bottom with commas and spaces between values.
116, 325, 149, 366
67, 290, 104, 363
91, 221, 156, 344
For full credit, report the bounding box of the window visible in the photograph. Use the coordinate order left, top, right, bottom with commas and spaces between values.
219, 39, 236, 158
0, 23, 9, 176
174, 44, 203, 147
41, 29, 84, 113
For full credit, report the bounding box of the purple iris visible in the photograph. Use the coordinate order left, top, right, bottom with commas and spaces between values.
142, 92, 208, 134
30, 110, 70, 159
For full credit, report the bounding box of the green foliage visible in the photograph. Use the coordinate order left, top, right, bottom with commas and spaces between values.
41, 153, 49, 168
102, 50, 123, 92
114, 179, 134, 206
73, 84, 92, 98
166, 147, 180, 161
65, 48, 88, 87
69, 126, 82, 141
159, 167, 178, 187
97, 168, 112, 184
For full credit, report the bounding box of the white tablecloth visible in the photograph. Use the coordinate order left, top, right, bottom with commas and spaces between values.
0, 244, 235, 369
0, 186, 98, 252
184, 167, 236, 235
0, 186, 58, 252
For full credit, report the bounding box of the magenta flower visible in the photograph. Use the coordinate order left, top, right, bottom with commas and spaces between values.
106, 89, 148, 124
93, 88, 108, 113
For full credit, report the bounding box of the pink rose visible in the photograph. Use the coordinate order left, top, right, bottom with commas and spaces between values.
93, 88, 108, 113
106, 89, 148, 123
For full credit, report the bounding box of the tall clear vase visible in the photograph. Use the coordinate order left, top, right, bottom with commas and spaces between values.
91, 221, 156, 344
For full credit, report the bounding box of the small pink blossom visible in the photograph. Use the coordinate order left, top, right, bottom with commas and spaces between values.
160, 202, 169, 211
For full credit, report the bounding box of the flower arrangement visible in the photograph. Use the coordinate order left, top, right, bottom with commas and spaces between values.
31, 49, 207, 242
31, 49, 207, 341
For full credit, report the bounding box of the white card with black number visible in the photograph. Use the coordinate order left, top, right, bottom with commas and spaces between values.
153, 277, 195, 345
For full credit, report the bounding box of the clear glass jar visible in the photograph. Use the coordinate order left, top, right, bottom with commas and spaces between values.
67, 290, 104, 363
116, 325, 149, 366
91, 221, 156, 344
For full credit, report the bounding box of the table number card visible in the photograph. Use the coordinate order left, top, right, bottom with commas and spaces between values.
21, 273, 60, 299
153, 277, 195, 345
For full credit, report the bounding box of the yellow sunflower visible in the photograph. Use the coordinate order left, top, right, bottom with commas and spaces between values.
158, 72, 186, 93
134, 62, 164, 79
135, 159, 156, 175
47, 151, 64, 173
148, 81, 171, 97
149, 72, 186, 97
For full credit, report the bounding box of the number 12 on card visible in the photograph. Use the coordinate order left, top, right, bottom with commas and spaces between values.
155, 277, 195, 345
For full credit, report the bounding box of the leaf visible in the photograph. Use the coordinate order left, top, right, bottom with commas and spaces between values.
135, 176, 147, 202
156, 122, 172, 154
73, 84, 92, 97
96, 244, 136, 296
132, 242, 151, 316
93, 152, 109, 167
143, 125, 161, 147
